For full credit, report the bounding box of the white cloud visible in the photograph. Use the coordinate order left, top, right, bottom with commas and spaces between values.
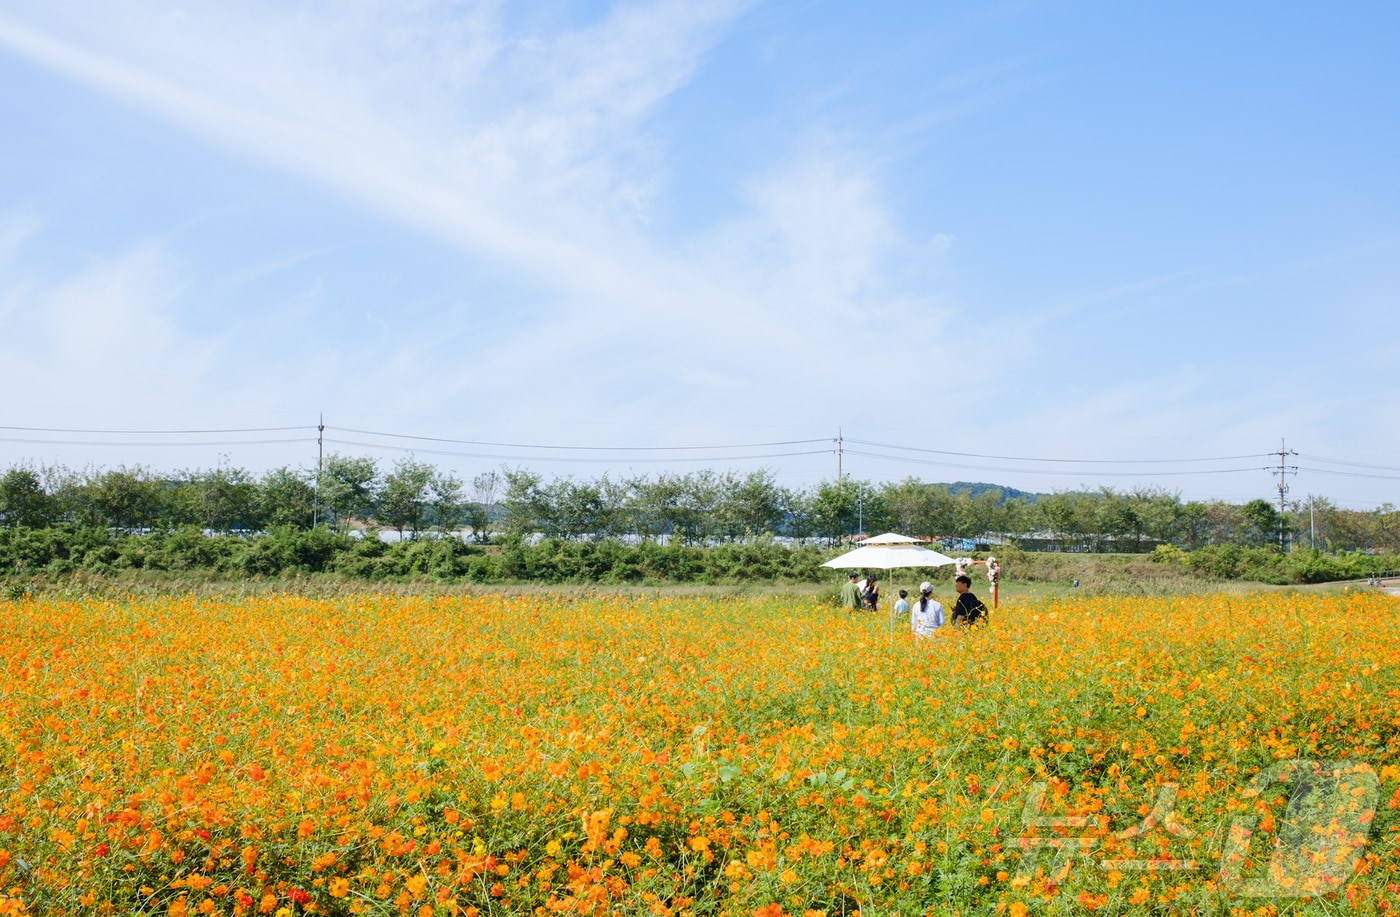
0, 1, 955, 468
0, 212, 44, 267
0, 2, 745, 276
0, 235, 224, 408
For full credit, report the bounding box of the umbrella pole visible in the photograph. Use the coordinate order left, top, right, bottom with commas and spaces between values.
888, 574, 900, 640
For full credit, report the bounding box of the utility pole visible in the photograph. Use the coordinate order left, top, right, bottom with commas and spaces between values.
837, 428, 844, 482
313, 413, 325, 527
1270, 438, 1298, 551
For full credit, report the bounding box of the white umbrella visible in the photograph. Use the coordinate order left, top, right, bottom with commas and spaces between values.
822, 533, 956, 633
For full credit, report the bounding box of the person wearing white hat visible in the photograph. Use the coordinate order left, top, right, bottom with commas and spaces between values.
910, 581, 944, 638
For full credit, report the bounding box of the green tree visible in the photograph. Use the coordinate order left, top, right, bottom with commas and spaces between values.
0, 465, 57, 529
595, 475, 632, 538
502, 468, 552, 536
320, 454, 379, 529
992, 495, 1032, 540
465, 471, 503, 542
377, 459, 438, 538
880, 478, 955, 538
545, 477, 605, 540
85, 466, 167, 532
781, 487, 815, 541
631, 474, 684, 541
674, 471, 721, 545
428, 470, 464, 534
1373, 503, 1400, 553
811, 479, 863, 543
1309, 496, 1371, 552
1179, 501, 1210, 549
953, 489, 999, 543
1202, 500, 1242, 546
1241, 499, 1281, 548
260, 466, 316, 530
191, 463, 261, 533
1037, 492, 1079, 551
1092, 488, 1139, 552
713, 470, 784, 541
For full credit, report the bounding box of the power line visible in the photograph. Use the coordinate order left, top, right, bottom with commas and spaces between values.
1298, 453, 1400, 473
845, 438, 1268, 464
843, 448, 1266, 477
0, 436, 313, 447
0, 424, 310, 434
329, 425, 831, 452
1299, 466, 1400, 481
323, 438, 834, 464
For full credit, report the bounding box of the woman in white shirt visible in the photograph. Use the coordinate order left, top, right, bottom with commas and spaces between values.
910, 581, 944, 638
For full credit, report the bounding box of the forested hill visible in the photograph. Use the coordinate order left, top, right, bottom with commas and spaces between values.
942, 482, 1046, 504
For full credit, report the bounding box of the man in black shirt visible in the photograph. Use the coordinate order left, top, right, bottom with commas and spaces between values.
951, 574, 988, 626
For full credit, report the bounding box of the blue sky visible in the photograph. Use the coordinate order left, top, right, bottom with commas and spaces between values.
1, 1, 1397, 508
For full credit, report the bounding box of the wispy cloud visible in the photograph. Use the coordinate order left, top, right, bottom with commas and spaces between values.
0, 0, 926, 410
11, 1, 959, 428
0, 3, 742, 275
0, 233, 223, 406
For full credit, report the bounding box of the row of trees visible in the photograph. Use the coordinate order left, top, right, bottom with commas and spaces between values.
0, 458, 473, 538
2, 458, 1398, 553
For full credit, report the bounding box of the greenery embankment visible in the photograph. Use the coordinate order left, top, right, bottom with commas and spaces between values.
1, 525, 1396, 594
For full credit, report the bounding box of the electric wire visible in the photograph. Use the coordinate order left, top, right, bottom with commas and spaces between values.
1297, 453, 1400, 473
843, 448, 1268, 477
0, 436, 314, 447
845, 438, 1269, 464
1298, 466, 1400, 481
329, 425, 830, 451
0, 424, 311, 434
323, 438, 834, 464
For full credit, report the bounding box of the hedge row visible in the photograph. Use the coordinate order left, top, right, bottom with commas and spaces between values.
1151, 543, 1400, 584
4, 526, 1395, 586
0, 526, 836, 584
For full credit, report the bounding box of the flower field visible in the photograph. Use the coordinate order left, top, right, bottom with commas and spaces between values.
1, 591, 1397, 916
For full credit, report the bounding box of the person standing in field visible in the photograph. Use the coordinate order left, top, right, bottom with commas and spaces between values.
911, 582, 943, 637
893, 589, 911, 615
839, 573, 864, 612
863, 577, 880, 612
951, 574, 988, 626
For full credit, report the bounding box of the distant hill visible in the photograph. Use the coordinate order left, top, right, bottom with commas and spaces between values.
939, 481, 1050, 504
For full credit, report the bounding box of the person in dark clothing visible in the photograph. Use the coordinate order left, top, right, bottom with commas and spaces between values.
950, 574, 988, 626
863, 577, 879, 612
